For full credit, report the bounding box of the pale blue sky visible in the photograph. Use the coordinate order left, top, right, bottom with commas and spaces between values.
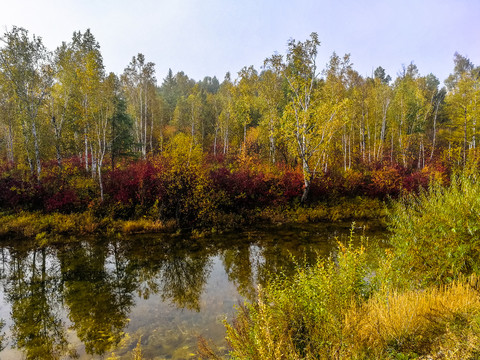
1, 0, 478, 84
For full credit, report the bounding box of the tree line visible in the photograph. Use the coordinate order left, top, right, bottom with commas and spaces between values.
0, 28, 479, 203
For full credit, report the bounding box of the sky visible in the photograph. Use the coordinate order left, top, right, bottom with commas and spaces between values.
0, 0, 479, 85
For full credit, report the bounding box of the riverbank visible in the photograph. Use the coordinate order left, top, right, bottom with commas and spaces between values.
0, 196, 387, 241
200, 172, 480, 360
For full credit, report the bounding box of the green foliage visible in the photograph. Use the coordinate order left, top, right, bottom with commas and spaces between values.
224, 234, 372, 359
111, 96, 135, 166
388, 171, 480, 286
0, 319, 5, 352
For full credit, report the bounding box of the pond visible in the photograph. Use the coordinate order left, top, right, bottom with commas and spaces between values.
0, 221, 386, 359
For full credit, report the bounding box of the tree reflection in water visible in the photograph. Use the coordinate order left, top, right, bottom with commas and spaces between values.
5, 246, 70, 359
0, 223, 372, 359
119, 237, 213, 311
159, 252, 212, 311
59, 240, 135, 356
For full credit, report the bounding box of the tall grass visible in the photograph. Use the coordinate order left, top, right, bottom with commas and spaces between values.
214, 244, 480, 359
345, 278, 480, 358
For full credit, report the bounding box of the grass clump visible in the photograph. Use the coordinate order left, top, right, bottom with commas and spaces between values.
121, 219, 167, 234
345, 278, 480, 358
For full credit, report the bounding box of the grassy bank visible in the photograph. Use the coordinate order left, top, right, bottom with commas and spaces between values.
199, 172, 480, 360
0, 196, 387, 241
0, 210, 174, 240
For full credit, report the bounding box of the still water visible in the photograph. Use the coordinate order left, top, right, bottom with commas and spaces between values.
0, 221, 385, 359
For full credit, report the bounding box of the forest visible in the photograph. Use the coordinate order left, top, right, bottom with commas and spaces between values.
0, 27, 479, 233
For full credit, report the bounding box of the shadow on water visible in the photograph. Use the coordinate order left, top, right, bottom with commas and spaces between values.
0, 221, 386, 359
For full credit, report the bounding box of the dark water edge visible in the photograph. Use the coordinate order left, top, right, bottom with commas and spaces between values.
0, 220, 386, 359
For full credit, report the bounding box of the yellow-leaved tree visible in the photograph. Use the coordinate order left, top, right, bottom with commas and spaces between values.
265, 32, 346, 202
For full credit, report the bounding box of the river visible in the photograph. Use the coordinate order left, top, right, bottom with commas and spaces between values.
0, 221, 385, 359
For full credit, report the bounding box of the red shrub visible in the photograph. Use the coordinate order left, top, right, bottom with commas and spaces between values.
210, 167, 279, 210
44, 188, 80, 213
369, 166, 403, 197
276, 170, 303, 202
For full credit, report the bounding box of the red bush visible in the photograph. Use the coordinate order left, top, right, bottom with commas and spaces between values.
369, 166, 403, 198
44, 188, 80, 213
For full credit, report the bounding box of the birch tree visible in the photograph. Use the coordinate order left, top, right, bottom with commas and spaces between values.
70, 30, 104, 172
258, 68, 283, 164
49, 41, 78, 168
445, 53, 480, 165
265, 33, 345, 202
218, 73, 234, 155
122, 54, 156, 158
0, 26, 53, 177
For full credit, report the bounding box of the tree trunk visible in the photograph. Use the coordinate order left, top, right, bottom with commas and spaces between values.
98, 160, 104, 201
51, 116, 63, 169
464, 107, 468, 166
90, 142, 96, 179
143, 87, 148, 158
301, 158, 311, 203
150, 108, 154, 153
379, 100, 389, 161
214, 124, 218, 157
269, 117, 276, 164
361, 109, 366, 162
430, 101, 439, 160
7, 121, 14, 163
84, 128, 89, 172
31, 119, 42, 177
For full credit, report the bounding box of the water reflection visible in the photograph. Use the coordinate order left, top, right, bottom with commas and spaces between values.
159, 252, 212, 311
221, 245, 257, 300
5, 247, 69, 359
59, 241, 134, 355
0, 222, 382, 359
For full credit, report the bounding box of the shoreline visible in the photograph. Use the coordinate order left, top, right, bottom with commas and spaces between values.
0, 196, 388, 242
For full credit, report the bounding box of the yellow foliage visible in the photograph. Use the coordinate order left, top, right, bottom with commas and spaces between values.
344, 280, 480, 358
164, 132, 204, 167
121, 219, 165, 234
132, 337, 143, 360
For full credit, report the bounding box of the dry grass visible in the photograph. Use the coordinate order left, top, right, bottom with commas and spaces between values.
0, 210, 176, 240
0, 210, 100, 238
120, 219, 166, 234
344, 280, 480, 358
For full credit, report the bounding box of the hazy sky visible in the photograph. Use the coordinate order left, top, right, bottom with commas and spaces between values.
1, 0, 478, 85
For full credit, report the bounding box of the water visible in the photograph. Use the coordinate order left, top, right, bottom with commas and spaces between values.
0, 221, 385, 359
